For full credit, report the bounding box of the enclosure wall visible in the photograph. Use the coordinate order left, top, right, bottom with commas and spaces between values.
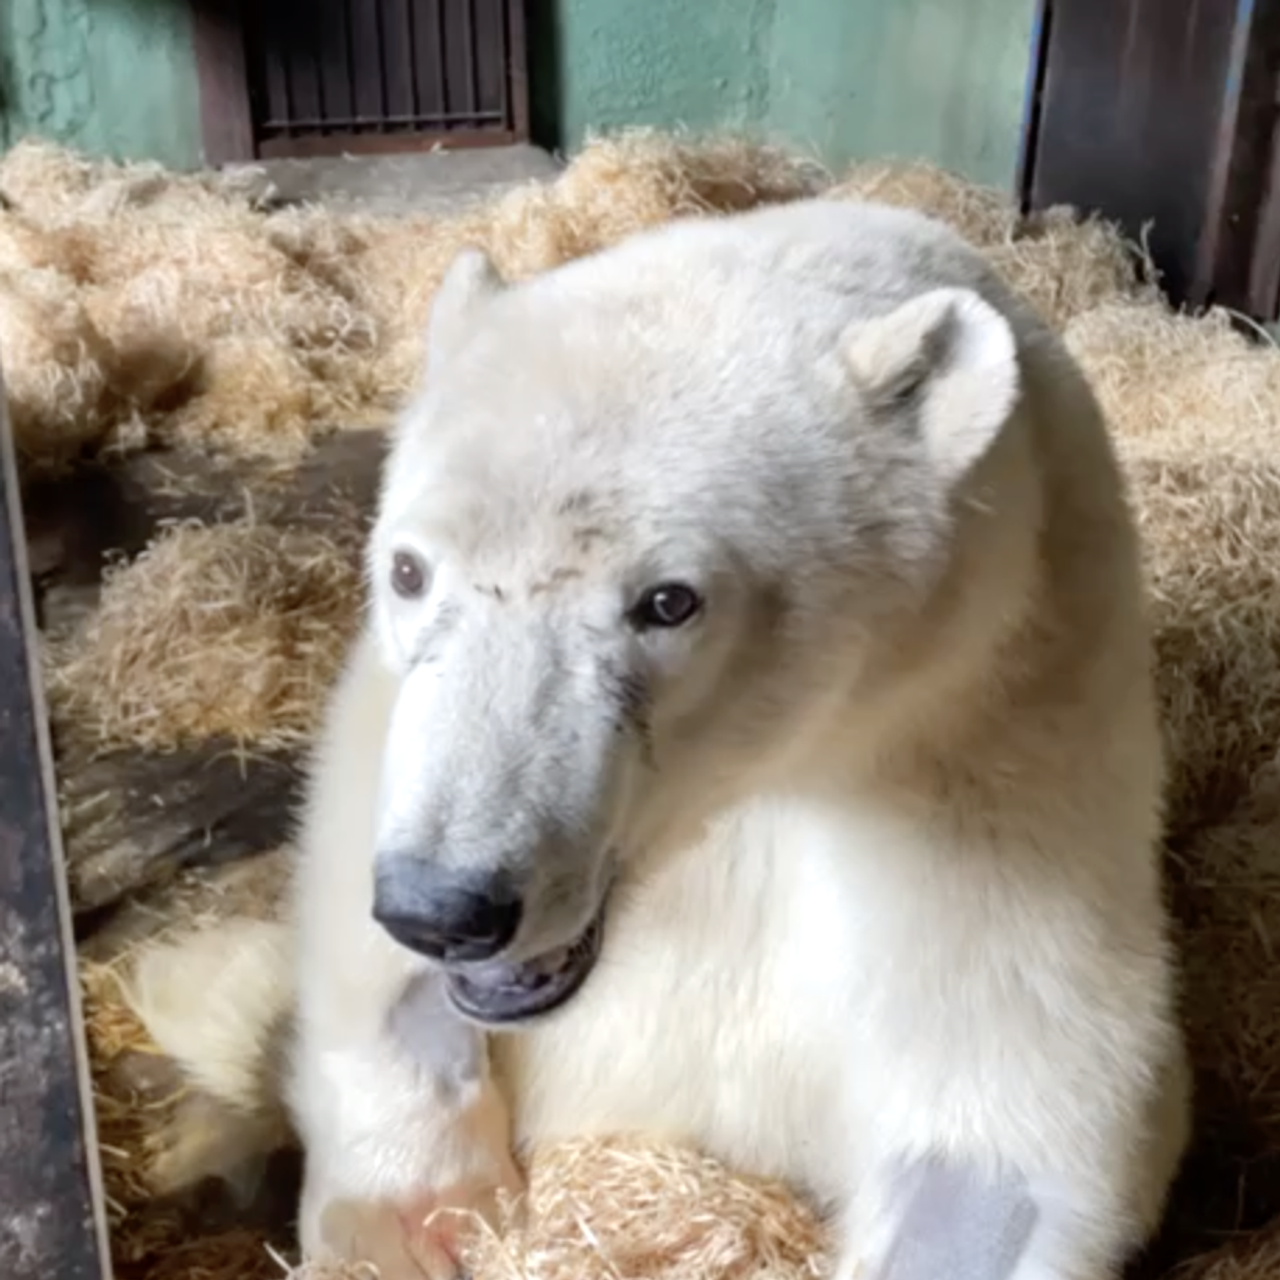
1, 0, 1037, 188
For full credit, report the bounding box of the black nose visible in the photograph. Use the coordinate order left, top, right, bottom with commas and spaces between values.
372, 858, 523, 963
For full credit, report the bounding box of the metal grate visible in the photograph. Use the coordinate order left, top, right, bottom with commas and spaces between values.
243, 0, 527, 157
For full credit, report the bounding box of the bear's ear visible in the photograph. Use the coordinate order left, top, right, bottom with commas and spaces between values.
426, 246, 505, 364
841, 286, 1020, 485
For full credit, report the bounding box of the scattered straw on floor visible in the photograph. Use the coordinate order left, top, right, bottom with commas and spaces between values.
1066, 300, 1280, 453
44, 518, 365, 752
831, 159, 1154, 329
0, 131, 829, 473
457, 1138, 829, 1280
83, 909, 302, 1280
81, 962, 201, 1276
1171, 764, 1280, 1147
13, 129, 1280, 1279
2, 129, 1149, 476
1126, 453, 1280, 838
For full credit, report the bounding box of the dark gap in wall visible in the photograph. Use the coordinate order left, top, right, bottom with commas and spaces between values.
524, 0, 563, 154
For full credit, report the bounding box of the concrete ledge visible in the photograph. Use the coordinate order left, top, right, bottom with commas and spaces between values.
228, 144, 564, 216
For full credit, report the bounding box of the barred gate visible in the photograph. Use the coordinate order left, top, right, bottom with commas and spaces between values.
193, 0, 529, 163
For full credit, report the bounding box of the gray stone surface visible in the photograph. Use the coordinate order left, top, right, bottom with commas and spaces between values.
228, 144, 563, 216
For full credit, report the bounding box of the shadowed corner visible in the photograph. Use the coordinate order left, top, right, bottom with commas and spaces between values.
524, 0, 565, 156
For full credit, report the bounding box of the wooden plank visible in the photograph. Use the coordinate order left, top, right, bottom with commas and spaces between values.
0, 368, 113, 1280
25, 431, 385, 917
59, 743, 302, 918
190, 0, 257, 165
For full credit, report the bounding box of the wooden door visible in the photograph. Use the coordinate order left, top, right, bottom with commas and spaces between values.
1020, 0, 1280, 319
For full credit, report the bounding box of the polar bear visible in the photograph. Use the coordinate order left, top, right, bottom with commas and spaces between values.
132, 197, 1190, 1280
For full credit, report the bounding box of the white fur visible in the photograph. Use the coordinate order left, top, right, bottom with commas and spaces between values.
151, 198, 1191, 1280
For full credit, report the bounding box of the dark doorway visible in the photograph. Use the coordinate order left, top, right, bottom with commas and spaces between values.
192, 0, 529, 164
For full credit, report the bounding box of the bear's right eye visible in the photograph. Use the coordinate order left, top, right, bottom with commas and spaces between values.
630, 582, 703, 630
391, 550, 430, 600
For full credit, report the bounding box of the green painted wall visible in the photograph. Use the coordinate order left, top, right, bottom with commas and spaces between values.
765, 0, 1038, 188
0, 0, 202, 168
537, 0, 1039, 191
0, 0, 1035, 190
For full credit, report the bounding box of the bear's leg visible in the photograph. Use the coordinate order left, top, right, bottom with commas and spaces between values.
833, 1141, 1181, 1280
290, 964, 524, 1280
833, 1156, 1125, 1280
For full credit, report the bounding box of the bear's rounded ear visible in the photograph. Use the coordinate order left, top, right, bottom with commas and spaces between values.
426, 246, 505, 364
841, 286, 1020, 486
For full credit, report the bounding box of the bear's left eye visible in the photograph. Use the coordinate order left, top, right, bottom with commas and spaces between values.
391, 549, 430, 600
630, 583, 703, 630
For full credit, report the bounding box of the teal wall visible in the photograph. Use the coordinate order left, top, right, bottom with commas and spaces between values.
0, 0, 1037, 189
537, 0, 1040, 191
0, 0, 202, 167
766, 0, 1039, 188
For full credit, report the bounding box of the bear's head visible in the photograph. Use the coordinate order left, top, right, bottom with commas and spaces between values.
365, 205, 1033, 1025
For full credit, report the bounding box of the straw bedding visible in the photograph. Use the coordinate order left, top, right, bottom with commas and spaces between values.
3, 127, 1280, 1279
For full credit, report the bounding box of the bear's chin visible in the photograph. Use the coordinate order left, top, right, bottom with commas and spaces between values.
444, 903, 607, 1026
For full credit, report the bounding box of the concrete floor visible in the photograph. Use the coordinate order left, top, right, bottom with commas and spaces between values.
228, 144, 563, 216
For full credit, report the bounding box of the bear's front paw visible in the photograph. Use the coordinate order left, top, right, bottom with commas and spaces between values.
307, 1164, 525, 1280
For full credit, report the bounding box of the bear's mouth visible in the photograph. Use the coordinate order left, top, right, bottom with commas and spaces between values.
444, 902, 607, 1025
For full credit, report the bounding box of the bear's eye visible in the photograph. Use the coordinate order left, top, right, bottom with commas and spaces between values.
391, 550, 430, 600
631, 583, 703, 630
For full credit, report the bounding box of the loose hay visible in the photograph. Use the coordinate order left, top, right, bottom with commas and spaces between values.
12, 129, 1280, 1280
3, 131, 1140, 475
832, 159, 1152, 328
987, 207, 1153, 330
88, 942, 833, 1280
831, 158, 1019, 246
1064, 301, 1280, 838
82, 962, 290, 1280
458, 1138, 829, 1280
1066, 301, 1280, 453
44, 519, 365, 753
1123, 454, 1280, 839
0, 130, 826, 473
1172, 765, 1280, 1151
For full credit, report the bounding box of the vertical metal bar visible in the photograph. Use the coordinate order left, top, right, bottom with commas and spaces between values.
434, 0, 450, 120
282, 49, 296, 135
406, 0, 422, 124
313, 2, 329, 131
373, 0, 389, 132
496, 0, 510, 127
1015, 0, 1053, 210
463, 0, 479, 123
343, 0, 359, 129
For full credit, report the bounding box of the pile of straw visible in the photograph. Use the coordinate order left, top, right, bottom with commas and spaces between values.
5, 128, 1277, 1279
0, 131, 1144, 477
44, 520, 364, 753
